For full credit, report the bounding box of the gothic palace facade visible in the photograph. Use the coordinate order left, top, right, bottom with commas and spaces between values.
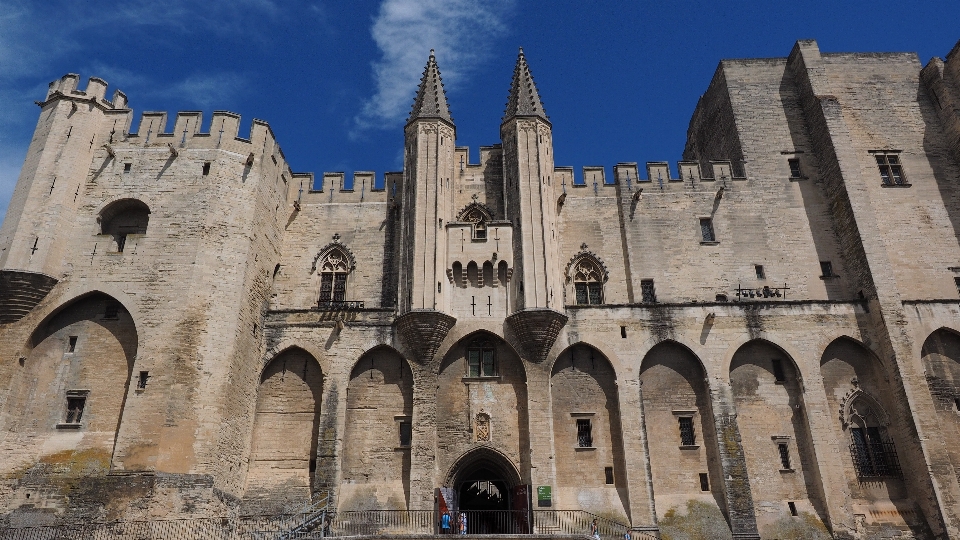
2, 38, 960, 540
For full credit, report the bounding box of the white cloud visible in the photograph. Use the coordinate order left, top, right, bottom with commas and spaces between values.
353, 0, 514, 134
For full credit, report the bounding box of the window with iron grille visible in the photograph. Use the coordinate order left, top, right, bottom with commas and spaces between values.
65, 396, 85, 424
849, 427, 902, 478
875, 154, 906, 185
700, 218, 716, 242
318, 246, 352, 305
678, 416, 696, 446
576, 419, 593, 447
467, 340, 496, 377
641, 279, 657, 303
777, 443, 792, 469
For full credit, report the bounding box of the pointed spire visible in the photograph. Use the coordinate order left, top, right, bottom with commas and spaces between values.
503, 47, 549, 124
407, 49, 454, 126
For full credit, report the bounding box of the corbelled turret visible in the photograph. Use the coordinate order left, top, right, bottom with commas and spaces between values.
502, 47, 549, 125
407, 49, 454, 127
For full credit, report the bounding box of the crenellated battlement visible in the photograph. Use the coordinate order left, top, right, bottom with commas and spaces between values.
44, 73, 128, 110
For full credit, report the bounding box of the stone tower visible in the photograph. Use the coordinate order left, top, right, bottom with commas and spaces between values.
501, 49, 567, 363
395, 51, 458, 362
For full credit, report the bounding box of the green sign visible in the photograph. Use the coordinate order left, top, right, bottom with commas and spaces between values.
537, 485, 552, 507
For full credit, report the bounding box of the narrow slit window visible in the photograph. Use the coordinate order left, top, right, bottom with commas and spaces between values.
755, 265, 765, 279
788, 501, 798, 516
399, 420, 412, 447
137, 371, 149, 389
778, 443, 792, 469
202, 162, 211, 176
771, 358, 786, 383
954, 277, 960, 297
604, 467, 614, 484
620, 326, 626, 339
788, 158, 802, 178
679, 417, 696, 446
700, 218, 716, 242
67, 336, 78, 353
699, 473, 710, 492
576, 419, 593, 448
123, 163, 132, 173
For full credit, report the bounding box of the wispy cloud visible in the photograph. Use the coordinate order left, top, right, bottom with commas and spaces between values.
353, 0, 514, 135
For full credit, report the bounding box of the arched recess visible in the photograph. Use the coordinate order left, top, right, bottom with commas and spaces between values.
6, 292, 137, 470
437, 331, 528, 491
245, 347, 323, 503
639, 341, 728, 525
99, 198, 149, 253
920, 329, 960, 498
729, 340, 828, 534
339, 346, 413, 511
820, 337, 929, 536
551, 344, 628, 521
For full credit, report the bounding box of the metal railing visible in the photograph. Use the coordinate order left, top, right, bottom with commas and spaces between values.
0, 509, 654, 539
316, 300, 364, 310
850, 440, 903, 479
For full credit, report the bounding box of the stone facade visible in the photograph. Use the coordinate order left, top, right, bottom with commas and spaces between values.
2, 39, 960, 539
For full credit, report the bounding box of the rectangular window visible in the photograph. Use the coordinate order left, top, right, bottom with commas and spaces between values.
699, 473, 710, 492
202, 162, 211, 176
771, 358, 786, 383
575, 283, 603, 305
788, 501, 798, 516
788, 158, 802, 178
778, 443, 792, 469
104, 304, 119, 319
482, 349, 495, 376
850, 427, 901, 478
123, 163, 132, 173
399, 420, 412, 447
755, 265, 765, 279
576, 419, 593, 447
678, 417, 696, 446
700, 218, 716, 242
468, 349, 481, 377
137, 371, 149, 389
588, 282, 602, 304
319, 273, 333, 303
333, 273, 347, 302
575, 283, 588, 304
876, 154, 906, 185
309, 459, 317, 473
65, 396, 85, 424
820, 261, 834, 277
640, 279, 657, 303
68, 336, 78, 353
604, 466, 614, 484
620, 326, 626, 339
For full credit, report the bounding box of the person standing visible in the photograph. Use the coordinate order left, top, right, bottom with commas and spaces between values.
590, 519, 600, 540
459, 511, 468, 535
441, 511, 451, 534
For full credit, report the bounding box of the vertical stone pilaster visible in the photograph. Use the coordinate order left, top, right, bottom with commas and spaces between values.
620, 377, 657, 529
711, 382, 760, 540
409, 366, 439, 510
524, 363, 556, 500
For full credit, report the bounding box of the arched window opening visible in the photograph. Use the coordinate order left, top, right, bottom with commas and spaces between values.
318, 247, 351, 305
99, 199, 150, 253
573, 256, 604, 305
467, 338, 496, 377
467, 261, 479, 288
463, 207, 488, 240
452, 261, 464, 288
482, 261, 494, 288
845, 392, 901, 479
497, 261, 509, 287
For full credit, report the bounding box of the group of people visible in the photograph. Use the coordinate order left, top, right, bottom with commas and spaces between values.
439, 511, 468, 535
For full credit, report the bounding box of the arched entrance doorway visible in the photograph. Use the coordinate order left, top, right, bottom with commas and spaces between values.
442, 448, 528, 534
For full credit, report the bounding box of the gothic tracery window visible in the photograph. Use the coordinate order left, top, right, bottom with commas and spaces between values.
844, 391, 901, 479
573, 256, 604, 305
318, 247, 350, 305
463, 207, 488, 240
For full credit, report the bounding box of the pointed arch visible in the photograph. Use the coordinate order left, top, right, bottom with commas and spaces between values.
919, 327, 960, 492
313, 237, 357, 305
98, 198, 150, 252
551, 342, 628, 518
640, 340, 727, 521
7, 291, 138, 474
457, 201, 494, 223
246, 347, 323, 505
565, 245, 608, 305
340, 345, 413, 511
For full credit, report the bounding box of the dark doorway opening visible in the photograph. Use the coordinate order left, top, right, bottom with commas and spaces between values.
444, 450, 529, 534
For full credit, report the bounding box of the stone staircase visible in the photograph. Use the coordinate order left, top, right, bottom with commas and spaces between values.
0, 270, 58, 324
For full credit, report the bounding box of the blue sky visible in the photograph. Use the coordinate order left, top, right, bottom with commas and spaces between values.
1, 0, 959, 220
